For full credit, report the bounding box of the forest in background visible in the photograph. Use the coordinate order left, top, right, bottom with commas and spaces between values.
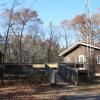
0, 0, 99, 64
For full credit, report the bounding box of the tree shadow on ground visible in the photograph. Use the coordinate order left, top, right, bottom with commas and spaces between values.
33, 83, 74, 95
56, 94, 100, 100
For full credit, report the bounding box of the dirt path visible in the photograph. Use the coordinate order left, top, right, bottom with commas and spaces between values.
58, 92, 100, 100
0, 81, 99, 100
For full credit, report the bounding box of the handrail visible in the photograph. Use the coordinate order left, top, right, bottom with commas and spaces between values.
58, 64, 78, 85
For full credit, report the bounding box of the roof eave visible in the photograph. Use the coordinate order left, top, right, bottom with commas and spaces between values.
59, 42, 100, 57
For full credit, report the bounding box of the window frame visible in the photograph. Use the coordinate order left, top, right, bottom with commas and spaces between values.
97, 55, 100, 64
79, 55, 85, 64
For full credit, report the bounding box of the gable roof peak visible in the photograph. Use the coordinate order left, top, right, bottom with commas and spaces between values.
59, 42, 100, 57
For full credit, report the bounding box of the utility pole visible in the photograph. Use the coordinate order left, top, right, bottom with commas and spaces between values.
85, 0, 92, 78
85, 0, 91, 54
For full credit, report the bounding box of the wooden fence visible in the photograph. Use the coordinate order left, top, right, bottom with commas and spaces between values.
0, 64, 36, 81
58, 63, 79, 85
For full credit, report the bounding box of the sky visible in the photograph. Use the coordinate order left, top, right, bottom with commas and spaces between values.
0, 0, 99, 26
0, 0, 99, 46
23, 0, 100, 26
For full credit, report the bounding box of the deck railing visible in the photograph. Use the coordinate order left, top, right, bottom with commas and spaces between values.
58, 63, 78, 85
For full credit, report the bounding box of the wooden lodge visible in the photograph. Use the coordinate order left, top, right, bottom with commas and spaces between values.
59, 42, 100, 75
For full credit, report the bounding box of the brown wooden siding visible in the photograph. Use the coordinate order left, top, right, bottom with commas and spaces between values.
64, 45, 86, 63
63, 45, 100, 73
64, 45, 100, 63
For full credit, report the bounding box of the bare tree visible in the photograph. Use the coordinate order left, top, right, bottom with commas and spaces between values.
60, 20, 70, 48
45, 22, 60, 63
1, 0, 17, 85
68, 14, 100, 44
4, 8, 41, 64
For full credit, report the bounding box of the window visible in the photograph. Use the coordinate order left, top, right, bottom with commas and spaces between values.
97, 55, 100, 64
79, 55, 85, 64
